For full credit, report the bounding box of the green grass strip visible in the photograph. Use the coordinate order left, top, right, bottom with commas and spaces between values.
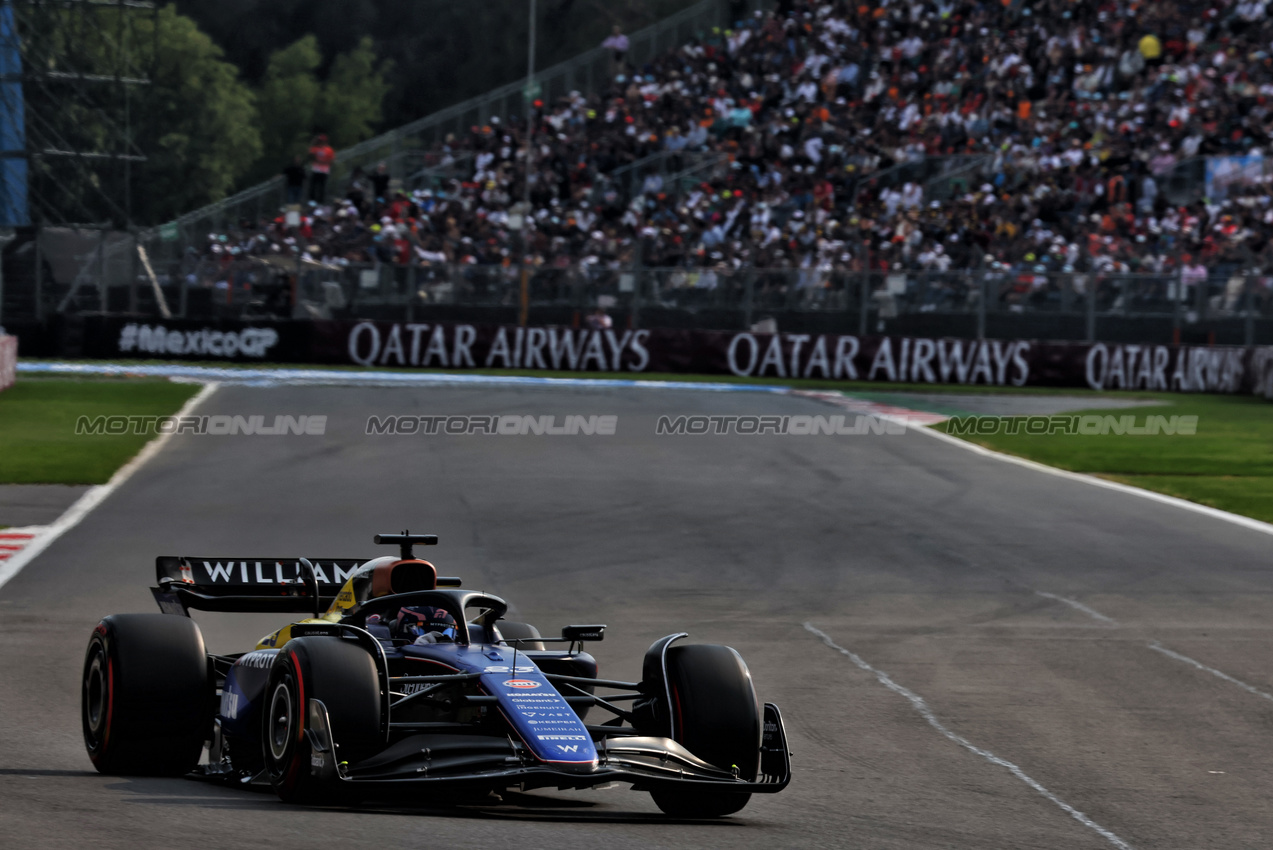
0, 379, 199, 485
934, 394, 1273, 523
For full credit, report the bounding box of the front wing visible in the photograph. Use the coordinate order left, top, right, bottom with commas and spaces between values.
304, 700, 792, 795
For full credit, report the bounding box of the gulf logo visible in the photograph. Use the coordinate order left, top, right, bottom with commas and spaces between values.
503, 679, 540, 689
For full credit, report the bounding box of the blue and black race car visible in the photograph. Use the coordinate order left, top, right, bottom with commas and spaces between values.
80, 532, 791, 816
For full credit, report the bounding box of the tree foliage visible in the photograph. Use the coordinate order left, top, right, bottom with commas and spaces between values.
253, 35, 323, 181
175, 0, 704, 139
23, 3, 261, 225
246, 35, 391, 184
142, 6, 262, 223
320, 37, 393, 150
34, 0, 704, 223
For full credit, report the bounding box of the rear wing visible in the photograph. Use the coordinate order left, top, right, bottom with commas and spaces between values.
152, 556, 365, 615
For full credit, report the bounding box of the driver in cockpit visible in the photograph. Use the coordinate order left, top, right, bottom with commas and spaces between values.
393, 605, 458, 644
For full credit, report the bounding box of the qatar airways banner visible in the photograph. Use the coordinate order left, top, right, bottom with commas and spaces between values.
321, 321, 1267, 395
0, 335, 16, 392
70, 316, 1270, 397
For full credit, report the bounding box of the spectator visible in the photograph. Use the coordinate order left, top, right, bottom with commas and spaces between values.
283, 155, 306, 205
585, 306, 613, 330
189, 0, 1273, 298
1181, 258, 1209, 303
308, 134, 335, 203
602, 25, 629, 68
370, 161, 391, 201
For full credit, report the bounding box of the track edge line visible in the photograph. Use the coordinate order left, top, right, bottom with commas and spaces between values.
0, 381, 221, 594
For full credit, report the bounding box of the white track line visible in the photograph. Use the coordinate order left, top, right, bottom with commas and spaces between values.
1035, 591, 1119, 625
806, 623, 1134, 847
0, 382, 220, 593
1146, 641, 1273, 703
908, 421, 1273, 539
804, 623, 1134, 849
916, 411, 1273, 701
1030, 593, 1273, 710
20, 362, 791, 393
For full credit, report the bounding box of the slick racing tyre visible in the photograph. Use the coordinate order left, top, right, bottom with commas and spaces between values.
263, 637, 381, 804
82, 614, 212, 776
650, 644, 762, 818
496, 620, 544, 651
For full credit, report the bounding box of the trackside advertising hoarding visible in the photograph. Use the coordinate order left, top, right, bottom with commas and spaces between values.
1255, 347, 1273, 400
0, 335, 16, 392
324, 321, 1268, 395
61, 317, 1273, 397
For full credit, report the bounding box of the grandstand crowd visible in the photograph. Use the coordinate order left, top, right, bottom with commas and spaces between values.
197, 0, 1273, 307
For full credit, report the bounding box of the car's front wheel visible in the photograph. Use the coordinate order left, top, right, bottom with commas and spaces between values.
262, 637, 382, 803
649, 643, 761, 817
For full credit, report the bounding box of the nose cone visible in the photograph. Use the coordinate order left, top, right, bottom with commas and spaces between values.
548, 755, 599, 774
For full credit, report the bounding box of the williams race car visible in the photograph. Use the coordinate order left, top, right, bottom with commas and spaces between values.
81, 532, 791, 816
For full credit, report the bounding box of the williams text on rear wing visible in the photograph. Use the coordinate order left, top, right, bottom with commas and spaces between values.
151, 556, 365, 615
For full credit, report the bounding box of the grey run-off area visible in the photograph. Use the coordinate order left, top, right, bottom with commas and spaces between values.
0, 382, 1270, 849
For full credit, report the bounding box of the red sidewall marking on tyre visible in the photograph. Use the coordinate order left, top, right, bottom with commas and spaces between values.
104, 656, 114, 750
284, 651, 305, 789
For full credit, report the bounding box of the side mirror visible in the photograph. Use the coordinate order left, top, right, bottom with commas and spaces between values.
562, 624, 606, 642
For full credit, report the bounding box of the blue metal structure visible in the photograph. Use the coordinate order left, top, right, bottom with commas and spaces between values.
0, 0, 26, 227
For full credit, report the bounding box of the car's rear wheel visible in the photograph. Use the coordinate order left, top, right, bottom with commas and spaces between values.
649, 643, 761, 817
496, 620, 544, 650
82, 614, 212, 776
262, 637, 382, 804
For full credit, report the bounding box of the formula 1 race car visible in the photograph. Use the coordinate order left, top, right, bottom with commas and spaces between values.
80, 533, 791, 816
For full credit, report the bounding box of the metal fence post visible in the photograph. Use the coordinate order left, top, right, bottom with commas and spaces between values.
858, 271, 869, 336
406, 265, 417, 323
743, 270, 754, 329
33, 227, 43, 320
128, 233, 139, 314
631, 266, 643, 330
1245, 276, 1256, 347
1173, 268, 1183, 343
976, 271, 986, 341
98, 229, 107, 313
1086, 275, 1097, 342
1194, 269, 1208, 322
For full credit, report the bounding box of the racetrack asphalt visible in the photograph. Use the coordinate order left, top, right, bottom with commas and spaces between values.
1, 382, 1271, 849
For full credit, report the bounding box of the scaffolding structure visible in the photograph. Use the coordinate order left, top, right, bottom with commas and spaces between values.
11, 0, 155, 228
0, 0, 157, 321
